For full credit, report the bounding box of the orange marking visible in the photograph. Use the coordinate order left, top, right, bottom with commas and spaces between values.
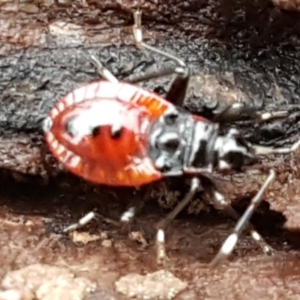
117, 171, 126, 182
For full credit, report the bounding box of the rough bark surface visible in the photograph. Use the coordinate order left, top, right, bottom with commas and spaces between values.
1, 1, 300, 299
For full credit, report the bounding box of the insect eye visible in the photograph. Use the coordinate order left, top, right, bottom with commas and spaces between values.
163, 110, 179, 125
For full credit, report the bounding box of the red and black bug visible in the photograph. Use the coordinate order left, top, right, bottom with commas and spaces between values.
44, 80, 173, 186
43, 10, 300, 267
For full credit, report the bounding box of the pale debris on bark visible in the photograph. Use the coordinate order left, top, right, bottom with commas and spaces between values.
0, 264, 96, 300
115, 270, 188, 299
69, 230, 108, 245
273, 0, 300, 11
128, 231, 149, 248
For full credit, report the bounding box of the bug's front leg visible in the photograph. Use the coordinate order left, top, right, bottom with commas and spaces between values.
199, 176, 274, 260
210, 170, 275, 267
155, 177, 201, 264
253, 136, 300, 155
193, 101, 289, 124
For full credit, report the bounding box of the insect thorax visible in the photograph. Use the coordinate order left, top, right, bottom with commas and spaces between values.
147, 108, 257, 176
147, 108, 218, 175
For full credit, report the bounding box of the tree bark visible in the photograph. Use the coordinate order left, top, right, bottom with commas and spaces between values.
1, 1, 300, 299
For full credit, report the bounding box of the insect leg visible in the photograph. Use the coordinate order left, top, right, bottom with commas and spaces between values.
120, 206, 136, 223
132, 10, 189, 107
253, 138, 300, 155
119, 186, 153, 223
156, 177, 201, 264
210, 169, 275, 268
63, 206, 139, 234
64, 188, 151, 232
63, 211, 119, 232
201, 176, 274, 256
212, 102, 289, 124
90, 55, 119, 84
128, 67, 182, 84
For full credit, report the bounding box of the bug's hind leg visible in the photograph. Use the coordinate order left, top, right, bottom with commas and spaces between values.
62, 208, 136, 234
90, 55, 119, 84
155, 177, 201, 264
119, 186, 154, 223
209, 102, 289, 124
253, 137, 300, 155
131, 10, 189, 107
63, 211, 119, 233
91, 10, 190, 108
210, 170, 275, 268
201, 176, 274, 259
63, 187, 152, 241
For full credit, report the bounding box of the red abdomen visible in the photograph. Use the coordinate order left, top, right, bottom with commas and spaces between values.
45, 81, 174, 186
